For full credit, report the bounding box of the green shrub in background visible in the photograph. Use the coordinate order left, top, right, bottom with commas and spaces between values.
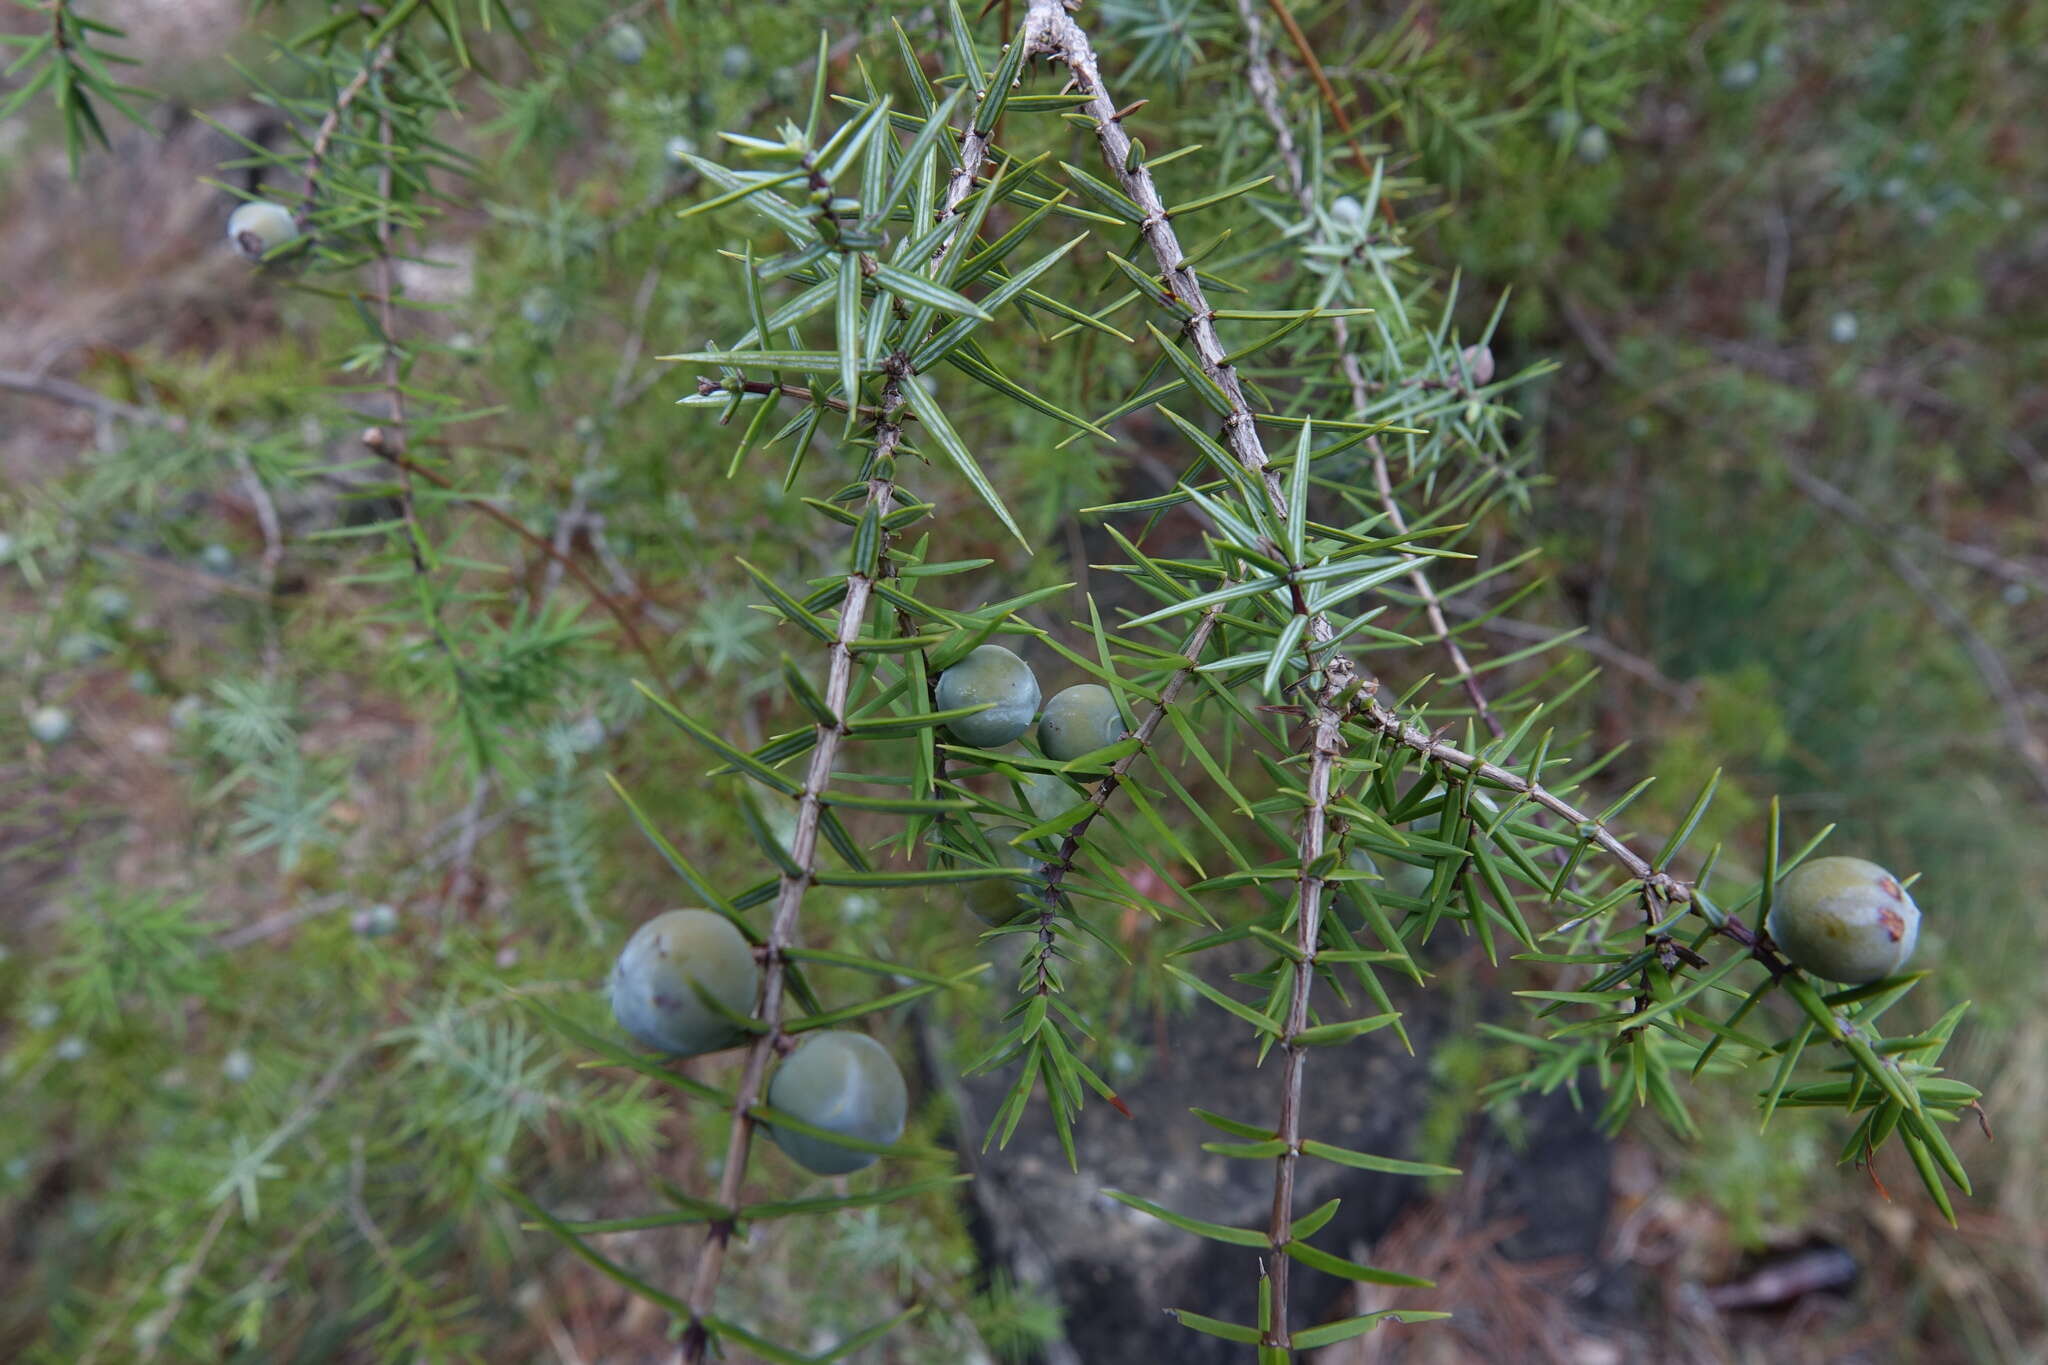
4, 0, 2039, 1359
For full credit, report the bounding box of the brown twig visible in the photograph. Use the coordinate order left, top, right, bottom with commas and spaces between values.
1030, 600, 1228, 988
359, 430, 676, 703
1260, 0, 1394, 225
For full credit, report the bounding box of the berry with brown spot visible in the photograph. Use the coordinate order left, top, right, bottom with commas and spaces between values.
1766, 855, 1922, 984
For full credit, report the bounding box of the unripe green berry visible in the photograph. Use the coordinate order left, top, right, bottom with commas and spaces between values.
934, 644, 1040, 748
57, 633, 106, 665
87, 586, 131, 621
606, 23, 647, 64
1348, 842, 1435, 902
961, 823, 1048, 925
352, 902, 401, 937
226, 200, 299, 261
1037, 683, 1123, 762
765, 1031, 908, 1176
1330, 195, 1363, 228
607, 909, 760, 1056
1766, 856, 1921, 984
1016, 768, 1078, 821
520, 289, 561, 329
1576, 124, 1611, 163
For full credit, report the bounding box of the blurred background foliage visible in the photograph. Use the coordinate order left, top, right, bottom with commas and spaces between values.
1, 0, 2043, 1360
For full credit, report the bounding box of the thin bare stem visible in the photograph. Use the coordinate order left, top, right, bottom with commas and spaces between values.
1786, 457, 2048, 803
0, 367, 173, 426
229, 448, 285, 675
1236, 0, 1503, 739
1031, 601, 1228, 992
299, 44, 399, 221
1260, 0, 1392, 224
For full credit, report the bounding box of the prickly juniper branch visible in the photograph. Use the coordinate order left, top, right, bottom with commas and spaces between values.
676, 384, 906, 1365
1028, 599, 1231, 995
1030, 0, 1795, 971
1234, 0, 1505, 741
675, 62, 1004, 1365
1022, 1, 1360, 1345
1022, 0, 1825, 1345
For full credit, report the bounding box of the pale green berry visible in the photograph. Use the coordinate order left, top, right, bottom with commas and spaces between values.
520, 289, 561, 328
1330, 195, 1363, 227
665, 135, 696, 168
961, 823, 1048, 925
1720, 59, 1760, 90
29, 706, 71, 745
88, 586, 131, 621
1546, 108, 1579, 142
934, 644, 1040, 748
606, 23, 647, 64
1766, 856, 1921, 984
57, 633, 106, 665
607, 910, 760, 1056
1037, 683, 1124, 762
1015, 767, 1079, 821
765, 1031, 908, 1176
1348, 846, 1433, 901
352, 903, 401, 937
226, 200, 299, 261
1576, 125, 1610, 163
720, 44, 754, 79
221, 1047, 254, 1083
200, 543, 235, 573
1829, 311, 1858, 344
